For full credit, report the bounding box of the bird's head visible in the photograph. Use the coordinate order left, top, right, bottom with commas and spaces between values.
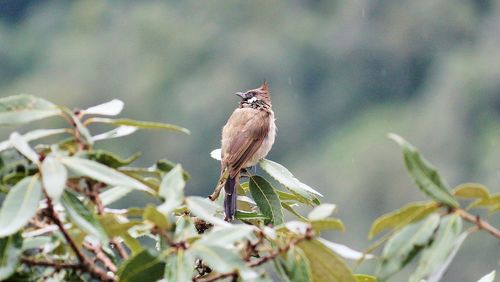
235, 81, 270, 104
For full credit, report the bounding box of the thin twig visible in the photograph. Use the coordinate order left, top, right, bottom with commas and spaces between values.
45, 196, 116, 281
83, 242, 117, 272
21, 257, 80, 270
458, 209, 500, 238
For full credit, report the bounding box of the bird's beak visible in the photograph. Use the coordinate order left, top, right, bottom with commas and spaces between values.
235, 92, 246, 98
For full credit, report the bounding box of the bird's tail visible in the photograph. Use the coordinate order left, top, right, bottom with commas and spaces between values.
224, 176, 238, 221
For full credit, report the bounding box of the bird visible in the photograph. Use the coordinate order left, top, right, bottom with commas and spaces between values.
209, 81, 276, 221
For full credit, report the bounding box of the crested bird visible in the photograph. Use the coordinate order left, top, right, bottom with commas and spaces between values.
210, 81, 276, 221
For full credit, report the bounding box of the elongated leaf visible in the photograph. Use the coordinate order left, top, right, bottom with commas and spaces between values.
477, 271, 496, 282
174, 216, 198, 241
319, 238, 373, 260
311, 218, 345, 233
388, 134, 459, 207
92, 126, 138, 141
84, 99, 124, 116
10, 132, 39, 164
308, 204, 336, 220
196, 225, 255, 248
186, 196, 230, 227
88, 117, 190, 134
100, 186, 134, 206
425, 232, 467, 282
155, 159, 190, 181
274, 247, 312, 282
368, 201, 438, 239
189, 244, 257, 280
377, 214, 441, 280
0, 176, 42, 237
259, 159, 323, 201
41, 156, 67, 202
452, 183, 490, 199
98, 214, 140, 238
60, 157, 153, 193
0, 95, 61, 125
143, 205, 169, 230
61, 191, 108, 244
235, 211, 269, 221
297, 239, 356, 282
409, 214, 463, 282
0, 233, 22, 280
0, 129, 68, 152
468, 193, 500, 210
249, 176, 284, 225
354, 274, 378, 282
282, 202, 309, 221
157, 164, 185, 215
85, 150, 141, 168
118, 249, 165, 282
164, 249, 195, 282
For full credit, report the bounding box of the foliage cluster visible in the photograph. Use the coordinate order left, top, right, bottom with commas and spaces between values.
0, 95, 497, 282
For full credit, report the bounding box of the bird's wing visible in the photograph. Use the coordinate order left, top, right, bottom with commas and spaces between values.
222, 108, 270, 177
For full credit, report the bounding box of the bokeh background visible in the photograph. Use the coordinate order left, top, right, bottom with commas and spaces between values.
0, 1, 499, 280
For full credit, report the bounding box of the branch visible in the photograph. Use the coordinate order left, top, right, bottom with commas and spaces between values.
44, 195, 116, 281
459, 209, 500, 239
21, 257, 80, 270
193, 228, 314, 282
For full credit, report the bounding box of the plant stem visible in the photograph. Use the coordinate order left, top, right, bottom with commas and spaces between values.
458, 209, 500, 238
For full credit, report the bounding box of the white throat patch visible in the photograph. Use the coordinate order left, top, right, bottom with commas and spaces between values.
247, 97, 257, 103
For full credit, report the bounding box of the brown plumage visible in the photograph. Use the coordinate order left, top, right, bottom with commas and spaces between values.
210, 81, 276, 221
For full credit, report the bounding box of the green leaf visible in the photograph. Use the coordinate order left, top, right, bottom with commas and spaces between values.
249, 176, 284, 225
100, 186, 134, 206
157, 164, 185, 215
118, 249, 165, 282
188, 244, 257, 280
98, 214, 140, 238
0, 129, 68, 152
155, 159, 190, 181
477, 271, 496, 282
9, 132, 40, 164
368, 201, 438, 239
376, 214, 440, 280
68, 111, 94, 146
173, 216, 198, 241
311, 219, 345, 233
60, 157, 154, 194
88, 117, 190, 134
308, 204, 336, 220
319, 238, 373, 260
409, 214, 463, 282
143, 205, 169, 230
61, 190, 108, 244
0, 95, 61, 125
282, 202, 309, 221
196, 225, 255, 248
0, 233, 22, 280
235, 210, 269, 221
164, 249, 195, 282
388, 134, 459, 207
85, 150, 141, 168
41, 156, 67, 202
452, 183, 490, 199
354, 274, 378, 282
274, 247, 312, 282
468, 193, 500, 210
276, 190, 310, 204
0, 176, 42, 237
424, 232, 467, 282
186, 196, 229, 227
84, 99, 124, 116
92, 126, 138, 141
297, 239, 356, 282
259, 159, 323, 201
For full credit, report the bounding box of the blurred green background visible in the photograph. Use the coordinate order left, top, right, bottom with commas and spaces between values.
0, 0, 499, 280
